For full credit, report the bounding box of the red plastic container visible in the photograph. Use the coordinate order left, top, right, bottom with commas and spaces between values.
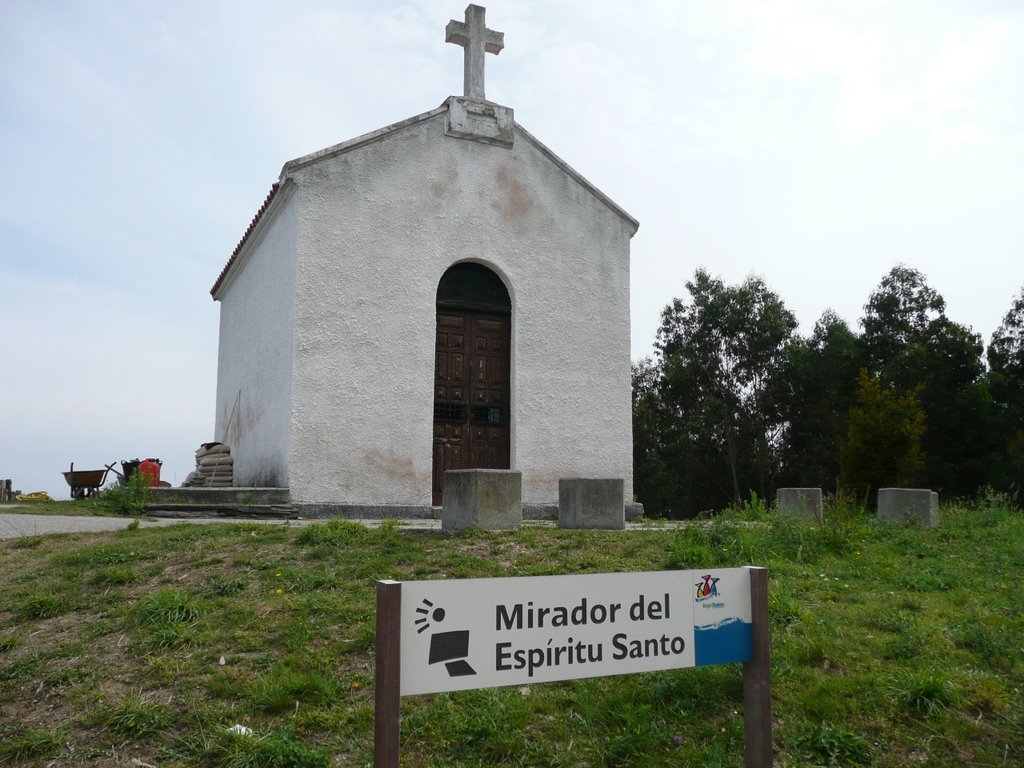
138, 459, 162, 487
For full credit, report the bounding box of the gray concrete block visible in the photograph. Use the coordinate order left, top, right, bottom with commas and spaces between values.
442, 470, 522, 531
776, 487, 823, 521
877, 488, 939, 527
558, 478, 625, 530
625, 502, 644, 522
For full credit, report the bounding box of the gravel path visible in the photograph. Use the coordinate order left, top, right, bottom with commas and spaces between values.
0, 511, 322, 540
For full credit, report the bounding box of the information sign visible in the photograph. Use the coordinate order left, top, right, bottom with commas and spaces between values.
399, 568, 753, 695
374, 566, 771, 768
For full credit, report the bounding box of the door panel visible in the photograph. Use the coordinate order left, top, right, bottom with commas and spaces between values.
432, 311, 510, 504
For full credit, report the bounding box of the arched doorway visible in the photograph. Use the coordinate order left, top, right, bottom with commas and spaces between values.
432, 263, 511, 505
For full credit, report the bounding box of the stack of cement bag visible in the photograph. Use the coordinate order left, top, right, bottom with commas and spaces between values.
182, 442, 234, 487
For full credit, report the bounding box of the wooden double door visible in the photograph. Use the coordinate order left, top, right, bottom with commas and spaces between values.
432, 310, 510, 505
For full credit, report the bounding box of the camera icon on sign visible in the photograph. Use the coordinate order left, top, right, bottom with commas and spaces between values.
415, 598, 476, 677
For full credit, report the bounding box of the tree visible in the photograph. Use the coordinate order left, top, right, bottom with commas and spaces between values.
858, 266, 992, 496
987, 285, 1024, 494
778, 310, 863, 491
899, 316, 994, 495
840, 370, 926, 503
652, 269, 797, 514
989, 285, 1024, 390
861, 265, 945, 373
631, 357, 676, 517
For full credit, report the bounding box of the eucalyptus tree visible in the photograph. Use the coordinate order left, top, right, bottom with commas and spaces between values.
779, 310, 863, 491
989, 285, 1024, 391
654, 269, 797, 512
631, 357, 677, 517
860, 265, 945, 375
857, 265, 992, 496
987, 285, 1024, 493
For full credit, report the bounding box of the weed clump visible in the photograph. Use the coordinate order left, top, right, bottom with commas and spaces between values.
137, 589, 201, 626
97, 471, 152, 515
888, 669, 958, 715
665, 519, 762, 568
0, 724, 63, 762
135, 588, 203, 648
798, 721, 873, 766
172, 726, 329, 767
102, 691, 173, 738
91, 565, 140, 585
13, 590, 71, 620
249, 667, 338, 713
203, 573, 247, 597
295, 520, 369, 548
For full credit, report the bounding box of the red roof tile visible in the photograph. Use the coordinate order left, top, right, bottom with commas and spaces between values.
210, 182, 280, 298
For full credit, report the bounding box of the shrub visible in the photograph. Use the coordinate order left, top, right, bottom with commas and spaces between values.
840, 370, 926, 500
98, 470, 152, 515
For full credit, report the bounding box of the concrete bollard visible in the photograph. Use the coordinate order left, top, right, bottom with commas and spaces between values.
877, 488, 939, 527
442, 470, 522, 531
558, 478, 625, 530
776, 488, 823, 521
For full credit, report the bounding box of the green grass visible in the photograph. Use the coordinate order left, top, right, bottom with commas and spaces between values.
98, 690, 175, 738
0, 502, 1022, 766
11, 590, 71, 620
0, 495, 144, 517
0, 724, 64, 763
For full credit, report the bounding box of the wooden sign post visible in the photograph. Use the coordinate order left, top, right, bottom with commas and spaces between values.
374, 580, 401, 768
743, 567, 772, 767
375, 567, 771, 767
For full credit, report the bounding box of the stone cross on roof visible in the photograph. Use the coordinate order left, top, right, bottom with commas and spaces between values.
446, 4, 504, 101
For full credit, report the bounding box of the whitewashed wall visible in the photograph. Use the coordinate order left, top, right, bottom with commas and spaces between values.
214, 189, 298, 487
282, 109, 635, 505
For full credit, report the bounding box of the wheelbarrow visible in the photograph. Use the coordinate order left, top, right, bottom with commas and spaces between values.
62, 462, 114, 499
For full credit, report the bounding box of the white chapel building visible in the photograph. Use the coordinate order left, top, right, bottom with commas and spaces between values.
210, 5, 639, 516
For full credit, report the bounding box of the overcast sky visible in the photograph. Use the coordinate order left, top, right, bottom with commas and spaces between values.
2, 0, 1022, 499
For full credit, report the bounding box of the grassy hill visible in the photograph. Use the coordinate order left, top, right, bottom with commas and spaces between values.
1, 498, 1021, 766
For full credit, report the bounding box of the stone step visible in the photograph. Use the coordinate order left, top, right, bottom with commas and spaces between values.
147, 487, 290, 504
144, 504, 299, 519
